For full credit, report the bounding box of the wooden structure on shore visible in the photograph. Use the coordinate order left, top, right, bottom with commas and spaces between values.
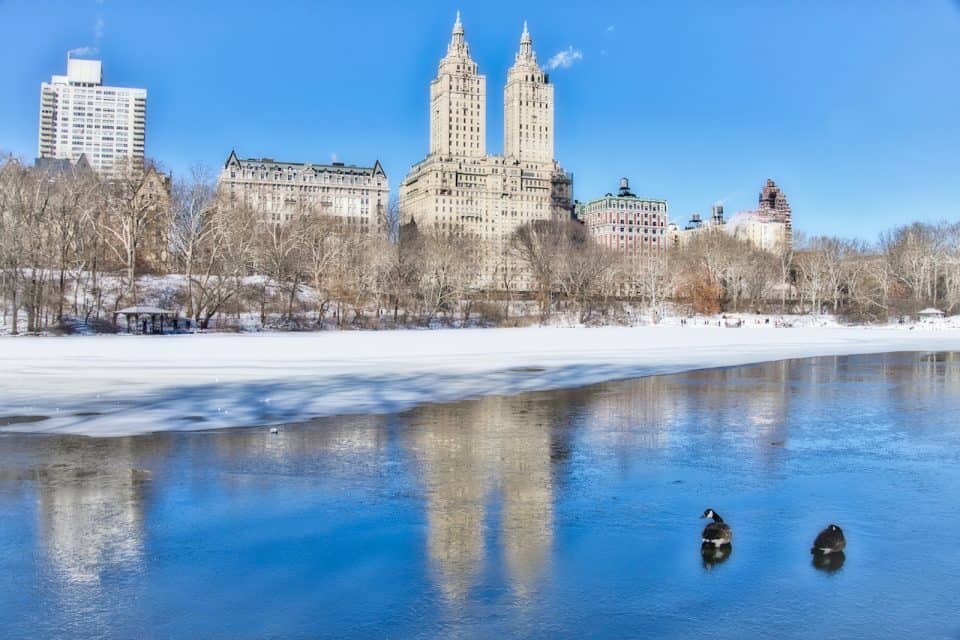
115, 306, 180, 334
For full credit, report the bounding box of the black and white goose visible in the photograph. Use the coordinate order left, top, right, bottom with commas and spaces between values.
811, 524, 845, 555
700, 508, 733, 547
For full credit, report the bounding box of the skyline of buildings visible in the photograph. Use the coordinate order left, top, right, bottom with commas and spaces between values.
29, 32, 793, 257
5, 3, 955, 244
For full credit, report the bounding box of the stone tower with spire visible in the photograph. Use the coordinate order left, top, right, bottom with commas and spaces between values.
504, 22, 554, 164
430, 12, 487, 158
400, 15, 573, 290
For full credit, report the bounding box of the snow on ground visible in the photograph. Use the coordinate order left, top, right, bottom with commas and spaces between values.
2, 324, 960, 437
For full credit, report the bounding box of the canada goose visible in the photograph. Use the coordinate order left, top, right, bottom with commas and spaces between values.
811, 524, 845, 555
700, 508, 733, 547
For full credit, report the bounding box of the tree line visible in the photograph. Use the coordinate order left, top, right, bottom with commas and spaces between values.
1, 154, 958, 334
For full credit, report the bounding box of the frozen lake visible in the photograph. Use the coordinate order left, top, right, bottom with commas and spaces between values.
2, 352, 959, 638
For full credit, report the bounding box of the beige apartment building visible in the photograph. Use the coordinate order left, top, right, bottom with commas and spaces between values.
725, 211, 789, 254
400, 15, 573, 288
218, 151, 388, 231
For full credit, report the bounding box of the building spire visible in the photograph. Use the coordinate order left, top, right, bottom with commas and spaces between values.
448, 10, 467, 55
517, 21, 535, 62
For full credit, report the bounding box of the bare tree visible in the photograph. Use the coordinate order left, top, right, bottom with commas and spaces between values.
881, 222, 952, 314
511, 220, 567, 321
557, 225, 619, 323
254, 212, 308, 325
98, 159, 171, 304
0, 157, 59, 332
303, 210, 343, 325
170, 166, 217, 320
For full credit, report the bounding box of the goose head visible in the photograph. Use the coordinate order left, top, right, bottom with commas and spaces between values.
701, 508, 722, 522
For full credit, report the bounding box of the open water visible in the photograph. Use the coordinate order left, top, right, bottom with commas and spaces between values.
2, 352, 959, 639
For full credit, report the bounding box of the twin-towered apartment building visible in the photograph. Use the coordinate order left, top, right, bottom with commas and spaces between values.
399, 14, 574, 284
399, 15, 572, 235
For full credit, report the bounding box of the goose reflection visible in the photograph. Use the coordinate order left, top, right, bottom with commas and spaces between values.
812, 551, 846, 573
701, 542, 733, 569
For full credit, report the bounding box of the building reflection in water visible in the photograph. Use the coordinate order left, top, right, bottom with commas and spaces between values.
489, 397, 554, 600
36, 438, 154, 586
575, 361, 791, 469
406, 403, 490, 602
404, 363, 800, 601
211, 414, 389, 463
573, 375, 677, 471
681, 361, 791, 472
903, 352, 960, 410
204, 414, 393, 499
406, 393, 566, 602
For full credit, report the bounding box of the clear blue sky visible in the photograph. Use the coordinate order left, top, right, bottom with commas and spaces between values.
1, 1, 958, 239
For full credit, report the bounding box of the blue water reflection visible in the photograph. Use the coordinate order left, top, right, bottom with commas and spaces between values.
1, 352, 960, 638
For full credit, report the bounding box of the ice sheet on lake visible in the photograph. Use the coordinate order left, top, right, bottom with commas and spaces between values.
2, 325, 959, 436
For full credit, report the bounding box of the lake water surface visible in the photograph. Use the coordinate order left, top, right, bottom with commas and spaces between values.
2, 352, 960, 639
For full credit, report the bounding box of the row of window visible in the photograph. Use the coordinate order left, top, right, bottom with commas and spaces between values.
594, 226, 667, 234
229, 171, 382, 187
591, 200, 666, 212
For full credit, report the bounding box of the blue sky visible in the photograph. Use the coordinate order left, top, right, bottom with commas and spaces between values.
1, 1, 958, 240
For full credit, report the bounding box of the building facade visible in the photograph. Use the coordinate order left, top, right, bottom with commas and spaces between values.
399, 15, 573, 288
135, 167, 174, 270
725, 211, 788, 254
582, 178, 668, 257
38, 56, 146, 178
218, 151, 388, 231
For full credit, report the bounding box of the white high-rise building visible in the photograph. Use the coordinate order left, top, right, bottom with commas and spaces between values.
400, 14, 573, 289
38, 55, 146, 178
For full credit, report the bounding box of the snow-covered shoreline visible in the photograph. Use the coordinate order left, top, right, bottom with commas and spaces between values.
2, 325, 960, 437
